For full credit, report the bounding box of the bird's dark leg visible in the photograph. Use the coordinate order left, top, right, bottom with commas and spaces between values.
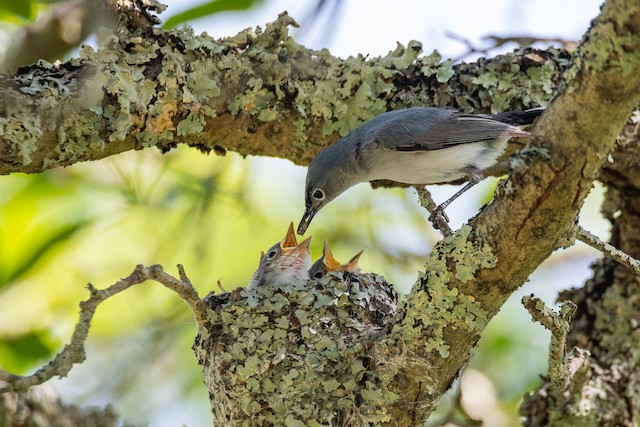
429, 166, 483, 230
415, 186, 452, 236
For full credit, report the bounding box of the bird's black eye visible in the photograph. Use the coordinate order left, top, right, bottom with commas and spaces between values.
312, 189, 325, 200
313, 271, 323, 279
267, 250, 277, 259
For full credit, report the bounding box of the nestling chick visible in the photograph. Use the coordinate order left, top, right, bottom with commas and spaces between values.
248, 222, 312, 289
309, 238, 363, 279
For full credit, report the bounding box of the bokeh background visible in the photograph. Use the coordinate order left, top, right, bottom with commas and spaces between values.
0, 1, 606, 425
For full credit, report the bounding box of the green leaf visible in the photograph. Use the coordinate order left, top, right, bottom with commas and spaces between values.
0, 0, 35, 21
163, 0, 263, 29
0, 221, 88, 288
0, 330, 58, 373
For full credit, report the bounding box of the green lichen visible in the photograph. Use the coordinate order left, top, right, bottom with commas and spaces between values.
293, 118, 309, 150
595, 284, 640, 363
52, 113, 104, 166
196, 273, 400, 425
176, 111, 205, 136
388, 40, 423, 69
419, 50, 443, 77
471, 60, 526, 113
526, 61, 555, 107
436, 59, 455, 83
392, 225, 494, 353
1, 11, 561, 174
0, 93, 41, 165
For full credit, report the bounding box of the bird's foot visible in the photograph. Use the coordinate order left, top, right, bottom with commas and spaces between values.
415, 186, 454, 237
428, 206, 453, 237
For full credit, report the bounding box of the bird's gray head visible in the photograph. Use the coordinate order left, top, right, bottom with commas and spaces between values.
297, 142, 359, 235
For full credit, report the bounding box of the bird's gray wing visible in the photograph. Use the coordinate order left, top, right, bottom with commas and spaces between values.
373, 111, 517, 152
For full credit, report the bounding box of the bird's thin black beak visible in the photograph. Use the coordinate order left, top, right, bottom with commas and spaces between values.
297, 207, 317, 235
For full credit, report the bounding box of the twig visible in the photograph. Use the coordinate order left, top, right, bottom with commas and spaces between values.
217, 279, 228, 293
147, 264, 209, 326
522, 295, 576, 390
0, 264, 208, 394
575, 225, 640, 275
414, 186, 453, 237
445, 31, 577, 61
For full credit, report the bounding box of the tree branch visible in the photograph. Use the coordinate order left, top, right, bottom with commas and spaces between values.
0, 5, 565, 175
575, 225, 640, 275
522, 296, 576, 390
0, 384, 121, 427
376, 0, 640, 422
414, 186, 452, 236
0, 264, 207, 394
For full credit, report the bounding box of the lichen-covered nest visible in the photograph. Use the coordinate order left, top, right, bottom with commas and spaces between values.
194, 272, 399, 426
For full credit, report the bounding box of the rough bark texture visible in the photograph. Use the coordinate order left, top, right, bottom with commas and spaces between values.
1, 0, 640, 426
0, 6, 564, 175
521, 111, 640, 425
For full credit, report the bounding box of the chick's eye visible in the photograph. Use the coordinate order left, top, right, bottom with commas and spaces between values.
313, 271, 323, 279
267, 250, 277, 259
312, 189, 325, 200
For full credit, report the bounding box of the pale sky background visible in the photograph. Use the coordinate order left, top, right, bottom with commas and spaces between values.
51, 1, 607, 425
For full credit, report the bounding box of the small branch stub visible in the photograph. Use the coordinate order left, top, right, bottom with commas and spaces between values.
575, 225, 640, 276
522, 295, 576, 390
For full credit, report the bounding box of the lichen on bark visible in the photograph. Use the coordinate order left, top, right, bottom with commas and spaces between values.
0, 9, 564, 175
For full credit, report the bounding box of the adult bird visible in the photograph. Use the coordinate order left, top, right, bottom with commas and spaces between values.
249, 222, 312, 289
298, 106, 543, 235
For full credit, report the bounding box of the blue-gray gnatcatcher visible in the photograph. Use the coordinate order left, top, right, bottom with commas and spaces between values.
298, 107, 543, 235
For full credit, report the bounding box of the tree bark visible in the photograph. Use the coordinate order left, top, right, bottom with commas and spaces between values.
521, 110, 640, 426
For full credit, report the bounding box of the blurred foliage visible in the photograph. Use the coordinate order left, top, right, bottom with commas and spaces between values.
0, 0, 66, 23
0, 0, 36, 22
163, 0, 264, 29
0, 329, 59, 373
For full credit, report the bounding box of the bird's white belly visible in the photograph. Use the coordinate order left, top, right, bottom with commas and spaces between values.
370, 140, 507, 184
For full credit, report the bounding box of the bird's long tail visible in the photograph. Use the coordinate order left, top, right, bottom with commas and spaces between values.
490, 107, 545, 126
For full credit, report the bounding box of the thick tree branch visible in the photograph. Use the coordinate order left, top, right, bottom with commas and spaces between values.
373, 0, 640, 423
0, 6, 564, 175
523, 71, 640, 427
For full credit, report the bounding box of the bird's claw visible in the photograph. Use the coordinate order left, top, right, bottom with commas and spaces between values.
428, 206, 453, 237
429, 206, 450, 224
